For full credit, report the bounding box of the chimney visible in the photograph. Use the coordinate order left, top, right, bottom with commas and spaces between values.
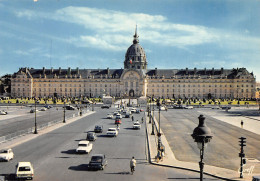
43, 67, 45, 74
68, 67, 71, 75
76, 67, 79, 75
194, 68, 197, 74
51, 67, 53, 73
212, 68, 214, 75
155, 68, 158, 75
107, 67, 110, 75
221, 67, 224, 74
186, 68, 188, 74
204, 68, 206, 74
59, 67, 61, 74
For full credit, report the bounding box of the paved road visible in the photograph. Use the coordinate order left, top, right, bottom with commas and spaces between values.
156, 108, 260, 173
0, 107, 218, 181
0, 106, 82, 137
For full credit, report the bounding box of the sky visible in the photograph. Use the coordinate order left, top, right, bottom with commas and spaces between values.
0, 0, 260, 81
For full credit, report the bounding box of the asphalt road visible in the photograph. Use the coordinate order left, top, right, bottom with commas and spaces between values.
0, 106, 82, 137
156, 108, 260, 172
0, 106, 219, 181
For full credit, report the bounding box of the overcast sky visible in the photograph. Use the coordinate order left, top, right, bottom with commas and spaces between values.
0, 0, 259, 81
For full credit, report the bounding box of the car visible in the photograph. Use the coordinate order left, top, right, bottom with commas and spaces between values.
184, 106, 193, 109
44, 105, 53, 109
113, 111, 119, 115
16, 162, 34, 180
125, 111, 131, 118
115, 118, 122, 124
106, 128, 118, 137
133, 122, 141, 129
140, 109, 144, 112
101, 105, 110, 109
252, 175, 260, 181
94, 125, 103, 133
29, 109, 38, 113
0, 148, 14, 161
76, 140, 93, 154
115, 113, 122, 119
107, 113, 113, 119
88, 154, 107, 170
136, 109, 140, 114
221, 106, 231, 110
0, 110, 7, 115
40, 107, 47, 111
130, 108, 136, 113
86, 132, 97, 141
159, 106, 166, 111
65, 105, 76, 110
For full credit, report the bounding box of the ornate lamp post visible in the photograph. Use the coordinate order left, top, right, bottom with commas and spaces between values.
151, 97, 155, 135
191, 115, 213, 181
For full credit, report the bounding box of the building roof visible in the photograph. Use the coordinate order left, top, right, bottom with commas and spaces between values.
13, 67, 254, 80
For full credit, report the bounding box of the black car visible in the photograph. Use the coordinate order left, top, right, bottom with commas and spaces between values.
101, 105, 110, 109
86, 132, 97, 141
94, 125, 103, 133
88, 154, 107, 170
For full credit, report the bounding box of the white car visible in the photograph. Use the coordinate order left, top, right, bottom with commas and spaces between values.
106, 128, 118, 137
107, 114, 113, 119
184, 106, 194, 109
133, 122, 141, 129
76, 140, 93, 154
16, 162, 34, 180
113, 111, 119, 115
0, 148, 14, 161
40, 107, 47, 111
0, 110, 7, 115
131, 108, 136, 113
115, 113, 122, 119
159, 106, 166, 111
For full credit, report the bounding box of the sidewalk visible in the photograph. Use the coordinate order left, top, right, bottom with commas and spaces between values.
145, 113, 259, 181
0, 111, 95, 149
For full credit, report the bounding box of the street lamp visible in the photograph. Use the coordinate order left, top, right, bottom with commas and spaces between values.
191, 115, 213, 181
63, 101, 66, 123
151, 97, 155, 135
34, 99, 38, 134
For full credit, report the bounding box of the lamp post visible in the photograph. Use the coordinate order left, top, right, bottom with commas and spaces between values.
34, 99, 38, 134
191, 115, 213, 181
63, 101, 66, 123
158, 103, 161, 150
149, 97, 152, 123
151, 97, 155, 135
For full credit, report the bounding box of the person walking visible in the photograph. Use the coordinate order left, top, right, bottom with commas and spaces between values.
130, 156, 136, 174
131, 116, 134, 122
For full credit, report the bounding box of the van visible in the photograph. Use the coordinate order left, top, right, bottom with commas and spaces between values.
16, 162, 34, 180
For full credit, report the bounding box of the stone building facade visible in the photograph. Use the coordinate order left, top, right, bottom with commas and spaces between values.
11, 30, 256, 99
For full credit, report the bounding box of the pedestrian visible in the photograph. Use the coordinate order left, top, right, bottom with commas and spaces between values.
141, 117, 144, 123
132, 116, 134, 122
241, 120, 244, 128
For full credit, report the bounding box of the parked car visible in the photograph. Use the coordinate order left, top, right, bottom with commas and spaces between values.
86, 132, 97, 141
76, 140, 93, 154
0, 110, 7, 115
40, 107, 47, 111
88, 154, 107, 170
159, 106, 166, 111
184, 106, 193, 109
101, 105, 110, 109
106, 128, 118, 137
44, 105, 53, 109
0, 148, 14, 161
94, 125, 103, 133
29, 109, 38, 113
65, 105, 76, 110
113, 111, 119, 115
16, 162, 34, 180
107, 113, 113, 119
252, 175, 260, 181
115, 118, 122, 125
140, 109, 144, 112
221, 106, 231, 110
133, 122, 141, 129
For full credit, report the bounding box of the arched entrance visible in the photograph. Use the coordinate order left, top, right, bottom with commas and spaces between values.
129, 89, 135, 97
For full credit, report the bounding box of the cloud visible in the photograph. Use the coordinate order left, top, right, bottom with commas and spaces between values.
14, 6, 221, 50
